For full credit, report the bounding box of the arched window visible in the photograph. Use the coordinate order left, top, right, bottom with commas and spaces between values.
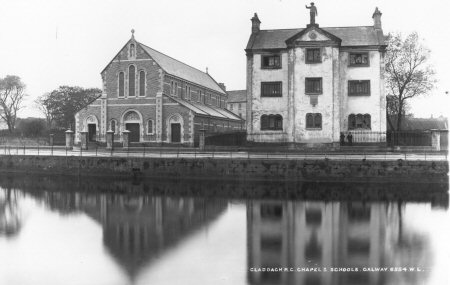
129, 44, 135, 57
118, 72, 124, 97
139, 70, 145, 97
147, 119, 154, 134
110, 119, 117, 133
348, 114, 371, 130
128, 65, 136, 97
306, 113, 322, 129
261, 114, 283, 130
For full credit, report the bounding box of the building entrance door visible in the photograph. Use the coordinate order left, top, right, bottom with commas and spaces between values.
126, 123, 140, 142
88, 124, 96, 142
171, 123, 181, 143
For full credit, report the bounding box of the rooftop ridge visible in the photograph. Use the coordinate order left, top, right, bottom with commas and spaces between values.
260, 25, 374, 32
138, 41, 208, 76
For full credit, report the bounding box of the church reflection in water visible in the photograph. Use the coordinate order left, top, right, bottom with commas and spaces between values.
247, 200, 432, 285
37, 189, 228, 278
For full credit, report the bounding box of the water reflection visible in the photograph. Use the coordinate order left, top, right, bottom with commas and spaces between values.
247, 200, 435, 285
0, 174, 447, 285
0, 188, 22, 237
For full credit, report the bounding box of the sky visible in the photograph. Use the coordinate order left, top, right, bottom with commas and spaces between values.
0, 0, 449, 119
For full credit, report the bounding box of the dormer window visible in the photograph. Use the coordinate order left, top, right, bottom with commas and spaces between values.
306, 48, 321, 63
349, 53, 369, 66
261, 55, 281, 69
129, 44, 135, 58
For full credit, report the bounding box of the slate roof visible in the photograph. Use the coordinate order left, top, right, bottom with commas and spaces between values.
387, 116, 448, 131
247, 26, 385, 50
139, 42, 226, 95
227, 90, 247, 103
167, 95, 242, 121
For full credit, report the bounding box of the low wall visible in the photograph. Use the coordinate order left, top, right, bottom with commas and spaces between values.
0, 155, 447, 183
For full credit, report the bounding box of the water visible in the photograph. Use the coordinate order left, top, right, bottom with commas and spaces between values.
0, 175, 448, 285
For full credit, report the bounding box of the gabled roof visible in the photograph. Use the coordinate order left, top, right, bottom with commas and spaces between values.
247, 26, 385, 50
227, 90, 247, 103
138, 42, 226, 95
387, 116, 448, 131
167, 95, 242, 121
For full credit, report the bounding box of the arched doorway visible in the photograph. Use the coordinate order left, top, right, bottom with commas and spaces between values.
85, 115, 99, 142
167, 114, 184, 143
122, 110, 142, 143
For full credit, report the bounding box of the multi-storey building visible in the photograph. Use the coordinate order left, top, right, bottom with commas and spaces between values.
245, 7, 387, 144
226, 89, 247, 123
75, 31, 243, 146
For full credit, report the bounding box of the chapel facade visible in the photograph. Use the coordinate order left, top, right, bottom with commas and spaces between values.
245, 7, 387, 145
75, 31, 243, 146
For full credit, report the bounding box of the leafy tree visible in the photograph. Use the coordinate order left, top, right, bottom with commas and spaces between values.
38, 86, 101, 129
385, 32, 435, 131
0, 75, 26, 133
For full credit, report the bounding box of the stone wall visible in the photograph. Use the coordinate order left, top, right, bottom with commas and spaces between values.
0, 155, 447, 183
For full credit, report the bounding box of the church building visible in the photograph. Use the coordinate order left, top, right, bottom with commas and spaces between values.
75, 31, 243, 146
245, 6, 387, 145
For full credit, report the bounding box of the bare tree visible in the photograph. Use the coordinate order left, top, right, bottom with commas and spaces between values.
385, 32, 435, 131
35, 93, 55, 129
0, 75, 26, 133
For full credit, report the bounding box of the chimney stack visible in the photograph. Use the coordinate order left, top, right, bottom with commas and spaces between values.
372, 7, 382, 30
218, 83, 226, 91
251, 13, 261, 34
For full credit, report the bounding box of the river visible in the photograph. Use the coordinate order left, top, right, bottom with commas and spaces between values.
0, 174, 448, 285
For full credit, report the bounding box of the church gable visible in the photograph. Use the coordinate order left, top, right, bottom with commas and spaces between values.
114, 40, 151, 61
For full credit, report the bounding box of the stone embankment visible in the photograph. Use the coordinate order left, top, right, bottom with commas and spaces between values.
0, 155, 447, 183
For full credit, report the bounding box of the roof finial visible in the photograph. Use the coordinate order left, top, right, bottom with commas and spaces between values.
206, 67, 209, 74
131, 29, 135, 39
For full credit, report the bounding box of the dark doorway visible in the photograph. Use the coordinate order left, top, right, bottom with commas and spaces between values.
126, 123, 140, 142
171, 123, 181, 143
88, 124, 96, 142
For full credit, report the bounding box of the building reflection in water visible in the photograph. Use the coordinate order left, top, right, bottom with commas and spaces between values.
247, 200, 433, 285
13, 183, 227, 280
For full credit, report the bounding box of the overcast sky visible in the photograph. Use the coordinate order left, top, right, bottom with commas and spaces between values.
0, 0, 448, 118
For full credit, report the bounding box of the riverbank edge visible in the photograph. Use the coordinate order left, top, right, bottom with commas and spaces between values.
0, 155, 448, 183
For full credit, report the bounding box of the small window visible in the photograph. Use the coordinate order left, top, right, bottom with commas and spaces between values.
171, 81, 174, 95
349, 53, 369, 66
348, 114, 371, 130
185, 86, 188, 99
306, 113, 322, 129
188, 87, 191, 100
261, 55, 281, 69
261, 82, 282, 97
147, 120, 154, 134
128, 65, 136, 97
261, 114, 283, 131
139, 70, 145, 97
348, 80, 370, 96
118, 72, 125, 97
306, 48, 321, 63
198, 90, 202, 102
238, 103, 242, 110
305, 78, 322, 94
175, 82, 178, 96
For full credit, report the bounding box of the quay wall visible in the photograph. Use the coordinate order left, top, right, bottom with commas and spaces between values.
0, 155, 447, 183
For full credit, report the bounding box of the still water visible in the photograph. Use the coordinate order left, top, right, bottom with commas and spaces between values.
0, 175, 448, 285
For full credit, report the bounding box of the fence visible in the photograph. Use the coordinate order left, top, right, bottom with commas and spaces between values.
0, 144, 447, 161
387, 131, 432, 147
348, 131, 386, 143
